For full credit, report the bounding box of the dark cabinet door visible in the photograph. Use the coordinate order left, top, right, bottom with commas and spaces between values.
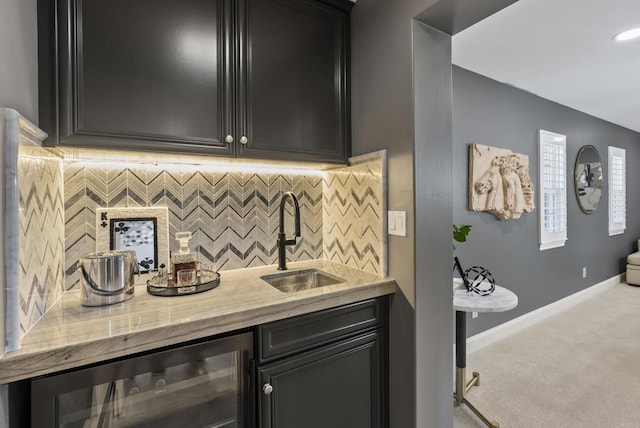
237, 0, 350, 163
38, 0, 351, 161
258, 331, 384, 428
42, 0, 234, 155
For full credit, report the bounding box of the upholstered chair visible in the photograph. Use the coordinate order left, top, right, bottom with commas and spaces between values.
626, 240, 640, 286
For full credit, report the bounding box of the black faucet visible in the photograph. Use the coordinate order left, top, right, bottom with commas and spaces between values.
277, 192, 301, 270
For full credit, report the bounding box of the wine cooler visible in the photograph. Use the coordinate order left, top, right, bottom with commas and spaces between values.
31, 332, 254, 428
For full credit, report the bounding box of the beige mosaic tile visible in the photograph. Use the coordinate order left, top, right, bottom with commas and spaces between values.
18, 138, 65, 337
323, 151, 387, 276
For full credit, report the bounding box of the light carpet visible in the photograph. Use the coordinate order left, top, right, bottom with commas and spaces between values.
453, 283, 640, 428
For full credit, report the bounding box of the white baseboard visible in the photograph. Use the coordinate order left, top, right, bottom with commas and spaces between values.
465, 274, 623, 354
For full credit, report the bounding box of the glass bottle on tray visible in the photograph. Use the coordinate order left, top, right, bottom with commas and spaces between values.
172, 232, 197, 286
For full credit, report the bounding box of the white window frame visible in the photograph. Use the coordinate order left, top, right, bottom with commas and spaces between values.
538, 130, 567, 251
608, 146, 626, 236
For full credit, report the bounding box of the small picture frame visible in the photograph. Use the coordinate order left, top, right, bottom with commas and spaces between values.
110, 217, 158, 273
96, 207, 169, 273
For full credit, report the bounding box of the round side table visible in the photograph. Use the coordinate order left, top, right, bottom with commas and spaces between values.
453, 280, 518, 428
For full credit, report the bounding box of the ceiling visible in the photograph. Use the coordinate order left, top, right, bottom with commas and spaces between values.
452, 0, 640, 133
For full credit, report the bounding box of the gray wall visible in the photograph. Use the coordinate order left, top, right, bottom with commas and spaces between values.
412, 21, 454, 428
0, 0, 39, 122
352, 0, 436, 308
352, 2, 517, 426
453, 66, 640, 336
351, 1, 434, 425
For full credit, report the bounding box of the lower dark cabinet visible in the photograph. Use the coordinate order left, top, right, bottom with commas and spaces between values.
11, 298, 387, 427
256, 298, 387, 428
258, 330, 385, 428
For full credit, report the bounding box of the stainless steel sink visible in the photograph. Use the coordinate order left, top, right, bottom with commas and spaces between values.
260, 269, 345, 293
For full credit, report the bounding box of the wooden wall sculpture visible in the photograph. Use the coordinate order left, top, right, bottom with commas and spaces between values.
469, 144, 535, 220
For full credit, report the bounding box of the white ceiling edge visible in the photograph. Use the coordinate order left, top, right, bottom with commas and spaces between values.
452, 0, 640, 133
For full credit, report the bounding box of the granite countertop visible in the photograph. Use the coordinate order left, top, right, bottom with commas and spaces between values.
0, 260, 396, 384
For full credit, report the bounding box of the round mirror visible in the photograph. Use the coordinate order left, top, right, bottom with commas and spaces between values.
574, 145, 603, 214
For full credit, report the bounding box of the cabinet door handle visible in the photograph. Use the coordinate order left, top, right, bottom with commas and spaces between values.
225, 135, 234, 144
240, 136, 248, 145
263, 383, 273, 395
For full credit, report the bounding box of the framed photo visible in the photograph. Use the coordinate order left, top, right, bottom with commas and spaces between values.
96, 207, 169, 273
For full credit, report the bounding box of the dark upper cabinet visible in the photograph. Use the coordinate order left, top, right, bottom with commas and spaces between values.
38, 0, 352, 162
39, 0, 234, 156
237, 0, 349, 162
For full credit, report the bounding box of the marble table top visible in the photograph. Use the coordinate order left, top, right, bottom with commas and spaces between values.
453, 279, 518, 313
0, 260, 396, 384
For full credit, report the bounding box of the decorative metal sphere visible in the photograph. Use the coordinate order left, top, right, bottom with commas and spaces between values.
464, 266, 495, 296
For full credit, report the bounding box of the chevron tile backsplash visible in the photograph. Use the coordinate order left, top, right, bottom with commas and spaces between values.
1, 109, 66, 351
18, 147, 65, 335
323, 152, 386, 276
63, 164, 324, 289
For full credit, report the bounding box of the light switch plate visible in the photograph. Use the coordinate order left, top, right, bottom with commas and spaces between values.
388, 211, 407, 236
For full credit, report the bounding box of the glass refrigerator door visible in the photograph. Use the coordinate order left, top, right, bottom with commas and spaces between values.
32, 332, 253, 428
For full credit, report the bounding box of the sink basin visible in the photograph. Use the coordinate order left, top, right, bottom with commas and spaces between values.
260, 269, 345, 293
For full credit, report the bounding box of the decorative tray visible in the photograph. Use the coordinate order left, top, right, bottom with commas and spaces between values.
146, 269, 220, 297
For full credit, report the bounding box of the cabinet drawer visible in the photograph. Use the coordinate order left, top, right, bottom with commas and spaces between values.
258, 298, 384, 363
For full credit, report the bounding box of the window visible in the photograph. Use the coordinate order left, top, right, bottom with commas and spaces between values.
608, 146, 626, 236
538, 130, 567, 250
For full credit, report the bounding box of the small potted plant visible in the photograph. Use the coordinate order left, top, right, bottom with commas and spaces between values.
453, 224, 496, 295
453, 224, 472, 290
453, 224, 471, 247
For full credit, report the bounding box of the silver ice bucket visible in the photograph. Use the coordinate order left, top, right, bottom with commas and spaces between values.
77, 250, 137, 307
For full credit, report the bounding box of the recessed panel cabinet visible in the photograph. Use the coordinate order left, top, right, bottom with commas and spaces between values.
257, 298, 387, 428
38, 0, 351, 162
258, 332, 384, 428
38, 0, 234, 155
